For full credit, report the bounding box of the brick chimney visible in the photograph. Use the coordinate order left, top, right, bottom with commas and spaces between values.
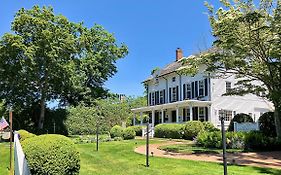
176, 48, 183, 61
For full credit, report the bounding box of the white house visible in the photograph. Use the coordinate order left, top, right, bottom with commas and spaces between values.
131, 48, 274, 128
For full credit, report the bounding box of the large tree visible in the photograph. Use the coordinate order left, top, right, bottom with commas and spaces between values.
180, 0, 281, 138
0, 6, 128, 129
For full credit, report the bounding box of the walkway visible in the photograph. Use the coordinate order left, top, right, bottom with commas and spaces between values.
134, 141, 281, 169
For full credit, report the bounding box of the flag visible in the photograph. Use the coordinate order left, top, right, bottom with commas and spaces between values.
0, 117, 9, 130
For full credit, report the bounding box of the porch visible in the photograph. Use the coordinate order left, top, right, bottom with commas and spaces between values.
131, 99, 212, 127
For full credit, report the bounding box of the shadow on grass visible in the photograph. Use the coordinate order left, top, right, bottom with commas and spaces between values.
225, 163, 281, 175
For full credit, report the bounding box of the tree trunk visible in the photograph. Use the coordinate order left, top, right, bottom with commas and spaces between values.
38, 93, 46, 129
274, 105, 281, 140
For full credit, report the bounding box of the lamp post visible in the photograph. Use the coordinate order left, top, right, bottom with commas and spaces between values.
146, 122, 149, 167
219, 110, 228, 175
9, 108, 13, 175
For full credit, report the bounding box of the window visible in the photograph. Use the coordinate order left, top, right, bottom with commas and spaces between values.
172, 77, 176, 82
199, 107, 205, 122
186, 108, 191, 121
219, 110, 233, 121
172, 87, 177, 102
226, 82, 231, 93
199, 80, 204, 96
185, 83, 191, 99
160, 90, 164, 104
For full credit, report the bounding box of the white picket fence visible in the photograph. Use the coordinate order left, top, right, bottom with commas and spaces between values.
14, 132, 31, 175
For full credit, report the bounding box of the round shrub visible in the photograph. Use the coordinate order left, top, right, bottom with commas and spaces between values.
154, 124, 184, 139
183, 121, 204, 140
22, 134, 80, 175
123, 127, 136, 140
128, 125, 143, 136
228, 113, 253, 131
196, 131, 222, 148
259, 112, 276, 137
202, 122, 219, 132
110, 125, 124, 138
18, 130, 36, 142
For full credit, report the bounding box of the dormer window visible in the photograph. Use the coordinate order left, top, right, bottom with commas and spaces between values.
172, 77, 176, 82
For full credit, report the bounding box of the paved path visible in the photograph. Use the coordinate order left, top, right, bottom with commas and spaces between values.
134, 141, 281, 169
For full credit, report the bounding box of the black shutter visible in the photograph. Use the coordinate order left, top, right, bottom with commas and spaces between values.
183, 108, 186, 122
191, 82, 195, 99
195, 81, 198, 98
204, 78, 208, 96
183, 84, 186, 100
176, 86, 179, 101
169, 88, 172, 103
149, 93, 152, 106
163, 90, 166, 104
156, 91, 159, 105
205, 107, 208, 121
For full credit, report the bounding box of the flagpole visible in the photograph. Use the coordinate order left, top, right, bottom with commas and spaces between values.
9, 110, 13, 175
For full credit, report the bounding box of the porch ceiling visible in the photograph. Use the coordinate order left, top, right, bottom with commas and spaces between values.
131, 100, 212, 113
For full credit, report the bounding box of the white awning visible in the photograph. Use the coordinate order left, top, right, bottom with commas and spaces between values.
131, 99, 212, 113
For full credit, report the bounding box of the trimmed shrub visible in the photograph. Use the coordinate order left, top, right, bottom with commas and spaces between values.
196, 131, 245, 149
202, 122, 219, 132
183, 121, 204, 140
22, 134, 80, 175
244, 131, 270, 150
123, 127, 136, 140
128, 125, 143, 136
110, 125, 124, 138
18, 130, 36, 142
154, 124, 184, 139
259, 112, 276, 137
228, 113, 253, 131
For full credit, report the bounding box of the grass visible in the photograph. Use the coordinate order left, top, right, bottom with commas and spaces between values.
0, 142, 12, 175
2, 139, 281, 175
159, 143, 243, 154
78, 139, 281, 175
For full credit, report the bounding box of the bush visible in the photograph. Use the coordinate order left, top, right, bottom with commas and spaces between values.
18, 130, 36, 142
196, 131, 245, 149
110, 125, 124, 138
22, 134, 80, 175
244, 131, 270, 150
228, 113, 253, 131
202, 122, 219, 132
183, 121, 204, 140
128, 125, 143, 136
259, 112, 276, 137
123, 127, 136, 140
154, 124, 184, 139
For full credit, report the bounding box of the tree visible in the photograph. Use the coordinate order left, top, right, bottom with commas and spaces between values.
0, 6, 128, 129
180, 0, 281, 138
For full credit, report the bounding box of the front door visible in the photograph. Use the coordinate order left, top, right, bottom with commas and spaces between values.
171, 110, 176, 122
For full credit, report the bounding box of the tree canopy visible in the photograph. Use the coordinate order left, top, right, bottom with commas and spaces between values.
180, 0, 281, 138
0, 6, 128, 128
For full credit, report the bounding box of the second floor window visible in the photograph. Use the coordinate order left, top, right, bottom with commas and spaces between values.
151, 93, 155, 105
226, 82, 231, 93
185, 83, 191, 99
172, 87, 177, 102
160, 90, 164, 104
199, 80, 204, 96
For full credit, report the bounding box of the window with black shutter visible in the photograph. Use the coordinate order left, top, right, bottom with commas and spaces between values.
204, 78, 208, 96
191, 82, 195, 99
163, 89, 166, 103
195, 81, 198, 98
205, 107, 208, 121
176, 86, 179, 101
169, 88, 172, 103
183, 108, 186, 121
149, 93, 152, 106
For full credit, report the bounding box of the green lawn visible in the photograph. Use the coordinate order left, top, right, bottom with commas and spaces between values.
159, 143, 243, 154
2, 139, 281, 175
78, 139, 281, 175
0, 142, 12, 175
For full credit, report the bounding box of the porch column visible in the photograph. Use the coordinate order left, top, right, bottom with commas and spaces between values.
140, 112, 143, 125
133, 113, 136, 126
161, 109, 164, 123
207, 106, 211, 121
152, 110, 155, 127
190, 105, 193, 121
176, 107, 179, 123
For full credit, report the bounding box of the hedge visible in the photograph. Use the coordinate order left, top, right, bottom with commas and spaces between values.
110, 125, 124, 138
127, 125, 143, 136
183, 121, 204, 140
123, 127, 136, 140
18, 130, 36, 142
154, 124, 184, 139
22, 134, 80, 175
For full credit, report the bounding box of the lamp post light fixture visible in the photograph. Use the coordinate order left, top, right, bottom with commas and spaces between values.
219, 109, 228, 175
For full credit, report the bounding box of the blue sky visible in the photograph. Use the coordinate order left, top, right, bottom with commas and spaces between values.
0, 0, 220, 97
